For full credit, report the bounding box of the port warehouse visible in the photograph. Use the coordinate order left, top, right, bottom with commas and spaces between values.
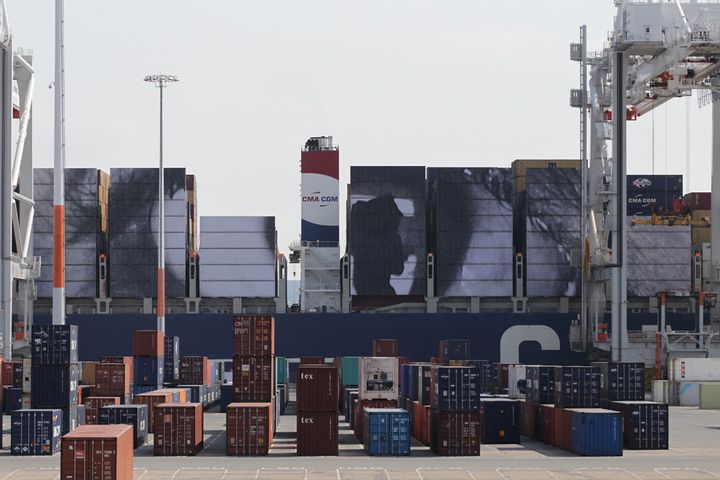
29, 162, 705, 317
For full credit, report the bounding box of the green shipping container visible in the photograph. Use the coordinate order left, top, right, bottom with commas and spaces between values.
699, 383, 720, 409
276, 356, 287, 385
341, 357, 360, 387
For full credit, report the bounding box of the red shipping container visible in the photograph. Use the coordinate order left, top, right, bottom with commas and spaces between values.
412, 400, 431, 446
84, 396, 120, 425
133, 330, 164, 357
61, 424, 134, 480
100, 357, 134, 386
431, 411, 481, 456
226, 402, 273, 456
134, 391, 173, 433
353, 399, 398, 443
77, 385, 94, 405
296, 411, 338, 456
541, 404, 557, 446
232, 315, 274, 357
684, 192, 711, 210
2, 361, 22, 387
233, 356, 273, 402
296, 365, 338, 412
554, 407, 573, 451
351, 399, 359, 429
520, 400, 537, 438
300, 356, 325, 365
179, 356, 211, 385
94, 363, 131, 397
154, 403, 204, 456
496, 363, 509, 393
372, 339, 398, 357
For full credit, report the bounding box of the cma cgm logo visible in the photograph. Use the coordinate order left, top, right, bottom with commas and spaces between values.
632, 178, 653, 189
302, 191, 338, 207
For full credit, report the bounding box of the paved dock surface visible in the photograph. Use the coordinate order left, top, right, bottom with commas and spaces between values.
1, 407, 720, 479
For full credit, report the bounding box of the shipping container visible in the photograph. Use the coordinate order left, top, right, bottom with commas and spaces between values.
133, 391, 173, 433
179, 356, 211, 386
354, 399, 398, 442
31, 364, 79, 408
417, 364, 434, 404
275, 356, 287, 386
525, 365, 556, 405
345, 389, 359, 426
363, 408, 410, 456
134, 357, 164, 387
372, 339, 399, 357
340, 357, 359, 387
508, 365, 527, 399
232, 356, 273, 402
480, 398, 521, 444
592, 362, 645, 402
95, 362, 131, 397
178, 385, 208, 405
220, 384, 233, 413
358, 357, 399, 401
233, 315, 274, 357
554, 366, 600, 408
296, 411, 338, 456
226, 402, 273, 456
99, 404, 148, 449
300, 356, 326, 365
700, 384, 720, 409
296, 365, 338, 412
132, 386, 155, 396
2, 361, 22, 387
84, 397, 120, 425
431, 411, 481, 456
495, 363, 510, 394
11, 409, 62, 456
400, 364, 418, 401
627, 175, 683, 193
133, 330, 164, 357
554, 407, 573, 450
430, 366, 481, 412
439, 339, 471, 363
540, 404, 557, 446
61, 405, 79, 434
80, 362, 96, 386
156, 388, 188, 403
21, 358, 31, 394
77, 404, 86, 426
567, 408, 623, 456
684, 192, 711, 210
100, 357, 134, 386
519, 400, 538, 438
669, 358, 720, 382
163, 336, 180, 385
462, 360, 494, 394
4, 386, 22, 412
411, 401, 431, 446
61, 425, 134, 480
154, 403, 204, 456
276, 384, 287, 414
31, 325, 78, 365
609, 401, 668, 450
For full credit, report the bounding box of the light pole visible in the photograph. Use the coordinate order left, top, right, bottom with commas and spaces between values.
53, 0, 66, 326
143, 74, 178, 333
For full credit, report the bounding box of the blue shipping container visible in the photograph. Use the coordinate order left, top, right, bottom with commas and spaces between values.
163, 335, 180, 384
11, 409, 62, 455
31, 325, 78, 365
134, 357, 164, 386
364, 408, 411, 456
569, 408, 623, 456
179, 384, 208, 405
99, 404, 148, 448
133, 385, 158, 396
431, 367, 481, 412
31, 364, 78, 408
479, 398, 521, 444
4, 387, 22, 412
60, 405, 78, 434
220, 384, 233, 413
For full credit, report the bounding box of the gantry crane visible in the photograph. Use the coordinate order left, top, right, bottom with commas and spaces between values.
573, 0, 720, 360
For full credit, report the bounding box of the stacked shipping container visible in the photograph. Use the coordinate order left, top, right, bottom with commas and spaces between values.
133, 330, 164, 394
164, 336, 180, 386
355, 357, 399, 443
430, 365, 482, 455
296, 364, 339, 456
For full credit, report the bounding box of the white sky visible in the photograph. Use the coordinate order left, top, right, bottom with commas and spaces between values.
7, 1, 714, 261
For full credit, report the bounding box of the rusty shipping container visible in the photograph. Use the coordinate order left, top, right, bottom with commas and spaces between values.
154, 403, 203, 456
232, 315, 274, 357
431, 411, 481, 456
61, 425, 134, 480
94, 363, 130, 397
372, 339, 399, 357
296, 365, 338, 412
133, 391, 173, 433
520, 400, 537, 438
296, 411, 338, 456
100, 357, 133, 386
412, 400, 431, 446
84, 397, 120, 425
353, 399, 398, 443
233, 356, 273, 402
133, 330, 164, 357
226, 402, 273, 456
179, 356, 211, 386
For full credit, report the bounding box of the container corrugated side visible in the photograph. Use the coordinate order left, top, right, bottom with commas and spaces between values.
296, 411, 338, 456
568, 408, 623, 456
60, 425, 134, 480
340, 357, 359, 387
10, 409, 62, 455
363, 408, 410, 456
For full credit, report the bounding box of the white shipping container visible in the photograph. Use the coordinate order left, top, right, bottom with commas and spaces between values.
669, 358, 720, 382
22, 358, 31, 395
652, 380, 668, 404
507, 365, 526, 399
358, 357, 399, 401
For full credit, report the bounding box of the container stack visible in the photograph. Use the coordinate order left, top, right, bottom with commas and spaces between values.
430, 365, 481, 456
522, 365, 556, 442
163, 335, 180, 386
296, 364, 339, 456
154, 403, 204, 456
62, 425, 134, 480
2, 360, 23, 413
98, 356, 133, 402
133, 330, 164, 395
406, 363, 433, 446
355, 357, 399, 442
84, 396, 120, 425
30, 325, 80, 434
99, 404, 149, 449
227, 315, 275, 456
179, 356, 211, 405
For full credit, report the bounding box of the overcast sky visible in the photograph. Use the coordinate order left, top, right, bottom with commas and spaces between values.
8, 1, 713, 270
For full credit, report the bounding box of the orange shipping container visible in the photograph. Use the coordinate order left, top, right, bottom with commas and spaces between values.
134, 392, 173, 433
